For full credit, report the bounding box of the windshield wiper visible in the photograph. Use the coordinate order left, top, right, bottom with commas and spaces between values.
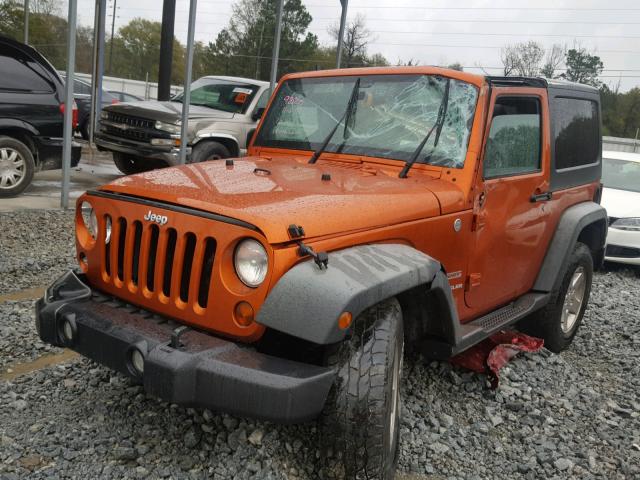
399, 78, 451, 178
309, 77, 361, 164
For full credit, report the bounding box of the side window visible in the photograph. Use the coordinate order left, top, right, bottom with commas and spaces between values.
0, 44, 53, 93
74, 80, 91, 95
484, 97, 541, 178
255, 88, 272, 110
553, 97, 599, 170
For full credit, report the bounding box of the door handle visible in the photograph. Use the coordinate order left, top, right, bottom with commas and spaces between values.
530, 191, 552, 203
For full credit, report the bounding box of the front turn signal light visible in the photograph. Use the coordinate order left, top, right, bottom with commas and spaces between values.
234, 301, 255, 327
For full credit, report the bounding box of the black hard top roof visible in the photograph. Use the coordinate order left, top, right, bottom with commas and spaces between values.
486, 76, 599, 94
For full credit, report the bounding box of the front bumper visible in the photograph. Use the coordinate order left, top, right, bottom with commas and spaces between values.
605, 227, 640, 266
94, 133, 190, 166
35, 270, 335, 423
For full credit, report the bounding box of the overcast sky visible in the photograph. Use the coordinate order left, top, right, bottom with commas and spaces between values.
69, 0, 640, 91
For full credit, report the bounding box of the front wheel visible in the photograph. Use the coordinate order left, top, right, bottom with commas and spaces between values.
0, 135, 35, 198
321, 298, 404, 480
112, 153, 152, 175
519, 242, 593, 353
189, 141, 231, 163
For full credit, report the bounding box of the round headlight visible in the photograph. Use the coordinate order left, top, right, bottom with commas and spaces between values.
81, 201, 98, 240
234, 239, 268, 287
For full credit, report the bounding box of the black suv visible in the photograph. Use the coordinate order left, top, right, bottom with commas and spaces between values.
0, 35, 81, 197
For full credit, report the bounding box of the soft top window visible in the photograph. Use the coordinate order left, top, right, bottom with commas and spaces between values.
553, 97, 600, 170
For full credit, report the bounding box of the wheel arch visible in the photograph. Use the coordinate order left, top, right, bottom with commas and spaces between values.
256, 243, 459, 345
0, 121, 39, 164
193, 133, 240, 157
534, 201, 607, 293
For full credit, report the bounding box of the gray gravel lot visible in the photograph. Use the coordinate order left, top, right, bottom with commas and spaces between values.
1, 210, 639, 479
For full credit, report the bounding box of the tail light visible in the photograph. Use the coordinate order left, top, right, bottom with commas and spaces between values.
111, 99, 119, 105
60, 101, 79, 130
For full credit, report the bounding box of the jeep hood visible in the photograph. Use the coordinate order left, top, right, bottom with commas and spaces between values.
106, 101, 235, 123
101, 157, 454, 244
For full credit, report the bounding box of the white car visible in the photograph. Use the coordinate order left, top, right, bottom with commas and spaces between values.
602, 150, 640, 266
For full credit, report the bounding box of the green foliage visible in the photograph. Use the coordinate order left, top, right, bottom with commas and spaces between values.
202, 0, 320, 81
105, 18, 185, 84
600, 85, 640, 138
562, 48, 604, 87
0, 0, 93, 73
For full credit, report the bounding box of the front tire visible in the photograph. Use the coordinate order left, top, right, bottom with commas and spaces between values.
190, 141, 231, 163
0, 136, 35, 198
520, 242, 593, 353
112, 153, 152, 175
321, 298, 404, 480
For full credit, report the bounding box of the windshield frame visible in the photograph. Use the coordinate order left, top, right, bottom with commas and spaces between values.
252, 72, 480, 169
171, 77, 262, 114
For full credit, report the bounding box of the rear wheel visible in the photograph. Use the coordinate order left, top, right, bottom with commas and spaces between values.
321, 298, 404, 480
520, 242, 593, 353
0, 136, 35, 198
113, 153, 152, 175
190, 141, 231, 163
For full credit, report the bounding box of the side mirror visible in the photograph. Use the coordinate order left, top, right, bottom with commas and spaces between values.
251, 107, 265, 121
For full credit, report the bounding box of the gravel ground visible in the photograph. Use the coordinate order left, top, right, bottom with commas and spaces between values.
1, 210, 639, 479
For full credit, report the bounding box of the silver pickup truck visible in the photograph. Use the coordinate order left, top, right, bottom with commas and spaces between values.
95, 76, 271, 174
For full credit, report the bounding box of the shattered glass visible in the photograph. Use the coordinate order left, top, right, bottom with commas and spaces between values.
255, 74, 479, 169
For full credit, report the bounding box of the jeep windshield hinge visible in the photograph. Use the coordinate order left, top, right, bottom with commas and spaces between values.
297, 241, 329, 269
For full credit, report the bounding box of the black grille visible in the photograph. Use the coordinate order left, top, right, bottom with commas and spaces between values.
104, 112, 156, 142
108, 112, 154, 129
606, 244, 640, 259
107, 218, 217, 308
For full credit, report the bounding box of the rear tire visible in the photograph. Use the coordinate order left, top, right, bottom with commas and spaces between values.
113, 153, 151, 175
321, 298, 404, 480
0, 135, 35, 198
190, 141, 231, 163
519, 242, 593, 353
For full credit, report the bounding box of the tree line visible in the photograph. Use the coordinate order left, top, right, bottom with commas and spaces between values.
1, 0, 637, 138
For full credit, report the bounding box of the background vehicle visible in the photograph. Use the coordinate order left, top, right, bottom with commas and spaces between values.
37, 68, 606, 480
601, 150, 640, 266
0, 35, 80, 198
108, 90, 144, 103
62, 75, 119, 140
94, 76, 271, 174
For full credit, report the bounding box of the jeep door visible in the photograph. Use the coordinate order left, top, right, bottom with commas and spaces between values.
465, 88, 556, 312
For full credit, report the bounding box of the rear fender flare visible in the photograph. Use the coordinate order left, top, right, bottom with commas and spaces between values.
534, 201, 607, 292
256, 244, 456, 345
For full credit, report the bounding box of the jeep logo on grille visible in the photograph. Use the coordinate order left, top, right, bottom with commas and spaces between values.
143, 210, 168, 225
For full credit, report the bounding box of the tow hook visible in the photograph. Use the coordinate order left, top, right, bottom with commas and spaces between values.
297, 241, 329, 269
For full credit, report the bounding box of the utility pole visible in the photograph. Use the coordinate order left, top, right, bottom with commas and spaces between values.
61, 0, 78, 209
89, 0, 107, 145
158, 0, 176, 101
336, 0, 348, 68
269, 0, 284, 92
178, 0, 198, 165
23, 0, 29, 44
108, 0, 117, 74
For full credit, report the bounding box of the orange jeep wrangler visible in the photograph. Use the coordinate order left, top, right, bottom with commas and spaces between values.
36, 67, 607, 479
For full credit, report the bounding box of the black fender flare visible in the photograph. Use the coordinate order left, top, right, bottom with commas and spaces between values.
0, 118, 39, 137
256, 244, 452, 345
534, 201, 607, 293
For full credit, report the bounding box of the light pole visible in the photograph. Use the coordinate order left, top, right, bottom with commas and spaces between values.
23, 0, 29, 44
336, 0, 348, 68
61, 0, 78, 209
269, 0, 284, 92
178, 0, 198, 165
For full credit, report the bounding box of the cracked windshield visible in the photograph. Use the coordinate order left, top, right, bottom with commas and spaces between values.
255, 74, 478, 168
